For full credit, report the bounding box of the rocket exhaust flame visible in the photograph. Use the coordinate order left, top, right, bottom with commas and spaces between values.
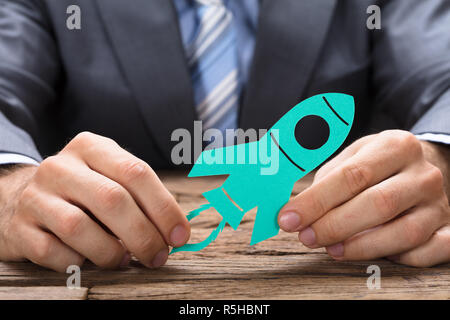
170, 203, 226, 254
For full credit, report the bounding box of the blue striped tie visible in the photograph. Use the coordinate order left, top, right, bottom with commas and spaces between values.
189, 0, 240, 142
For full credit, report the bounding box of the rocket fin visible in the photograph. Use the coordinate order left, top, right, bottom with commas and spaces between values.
250, 191, 291, 245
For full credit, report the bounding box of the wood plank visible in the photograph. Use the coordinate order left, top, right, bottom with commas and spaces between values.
0, 171, 449, 300
0, 287, 88, 300
89, 280, 450, 300
88, 254, 450, 299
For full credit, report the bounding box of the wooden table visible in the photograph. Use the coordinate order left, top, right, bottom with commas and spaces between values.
0, 171, 449, 300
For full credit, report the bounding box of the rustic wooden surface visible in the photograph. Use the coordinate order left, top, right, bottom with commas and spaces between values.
0, 171, 449, 300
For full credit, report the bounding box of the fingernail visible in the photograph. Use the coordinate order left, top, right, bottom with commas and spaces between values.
327, 243, 344, 258
120, 252, 131, 267
279, 212, 301, 231
152, 249, 168, 268
170, 224, 189, 247
299, 227, 316, 246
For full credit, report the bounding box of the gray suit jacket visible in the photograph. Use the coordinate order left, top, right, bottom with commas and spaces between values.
0, 0, 449, 168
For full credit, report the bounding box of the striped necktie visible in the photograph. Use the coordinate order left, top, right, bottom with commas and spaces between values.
188, 0, 241, 142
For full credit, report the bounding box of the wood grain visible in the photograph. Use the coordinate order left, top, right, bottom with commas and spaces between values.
0, 287, 88, 300
0, 171, 449, 300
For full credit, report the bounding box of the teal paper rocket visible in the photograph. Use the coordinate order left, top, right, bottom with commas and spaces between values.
171, 93, 355, 254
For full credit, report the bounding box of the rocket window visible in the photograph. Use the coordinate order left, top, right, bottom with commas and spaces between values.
295, 115, 330, 150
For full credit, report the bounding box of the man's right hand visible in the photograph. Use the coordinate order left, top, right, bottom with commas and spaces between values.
0, 132, 190, 272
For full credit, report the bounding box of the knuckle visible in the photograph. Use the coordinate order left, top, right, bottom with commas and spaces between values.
151, 195, 175, 214
314, 165, 329, 183
18, 184, 43, 212
118, 159, 151, 184
18, 185, 36, 208
39, 156, 63, 174
298, 187, 327, 218
342, 163, 371, 195
292, 189, 325, 220
30, 235, 53, 261
319, 219, 340, 244
134, 234, 158, 255
370, 187, 399, 219
71, 131, 96, 148
402, 225, 450, 267
422, 165, 444, 193
350, 243, 370, 260
403, 218, 428, 247
395, 130, 415, 144
390, 131, 422, 155
95, 182, 127, 211
58, 211, 84, 239
70, 132, 118, 152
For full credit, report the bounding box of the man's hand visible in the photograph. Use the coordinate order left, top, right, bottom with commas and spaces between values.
0, 132, 190, 272
278, 130, 450, 267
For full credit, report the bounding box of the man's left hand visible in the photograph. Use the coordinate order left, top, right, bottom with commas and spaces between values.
278, 130, 450, 267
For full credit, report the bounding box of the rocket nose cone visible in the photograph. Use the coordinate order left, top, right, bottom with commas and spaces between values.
322, 93, 355, 126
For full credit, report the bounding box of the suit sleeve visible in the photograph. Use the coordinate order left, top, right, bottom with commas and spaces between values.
0, 0, 61, 162
371, 0, 450, 136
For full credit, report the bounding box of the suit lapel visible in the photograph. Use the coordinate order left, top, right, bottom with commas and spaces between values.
95, 0, 196, 162
241, 0, 338, 130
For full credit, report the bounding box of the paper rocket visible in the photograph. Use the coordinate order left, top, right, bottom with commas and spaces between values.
171, 93, 355, 254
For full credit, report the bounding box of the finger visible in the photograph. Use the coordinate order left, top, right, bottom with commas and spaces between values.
325, 205, 447, 261
30, 193, 128, 269
387, 224, 450, 267
313, 134, 373, 183
279, 131, 421, 232
17, 223, 85, 273
63, 132, 190, 248
44, 156, 168, 268
304, 168, 431, 247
